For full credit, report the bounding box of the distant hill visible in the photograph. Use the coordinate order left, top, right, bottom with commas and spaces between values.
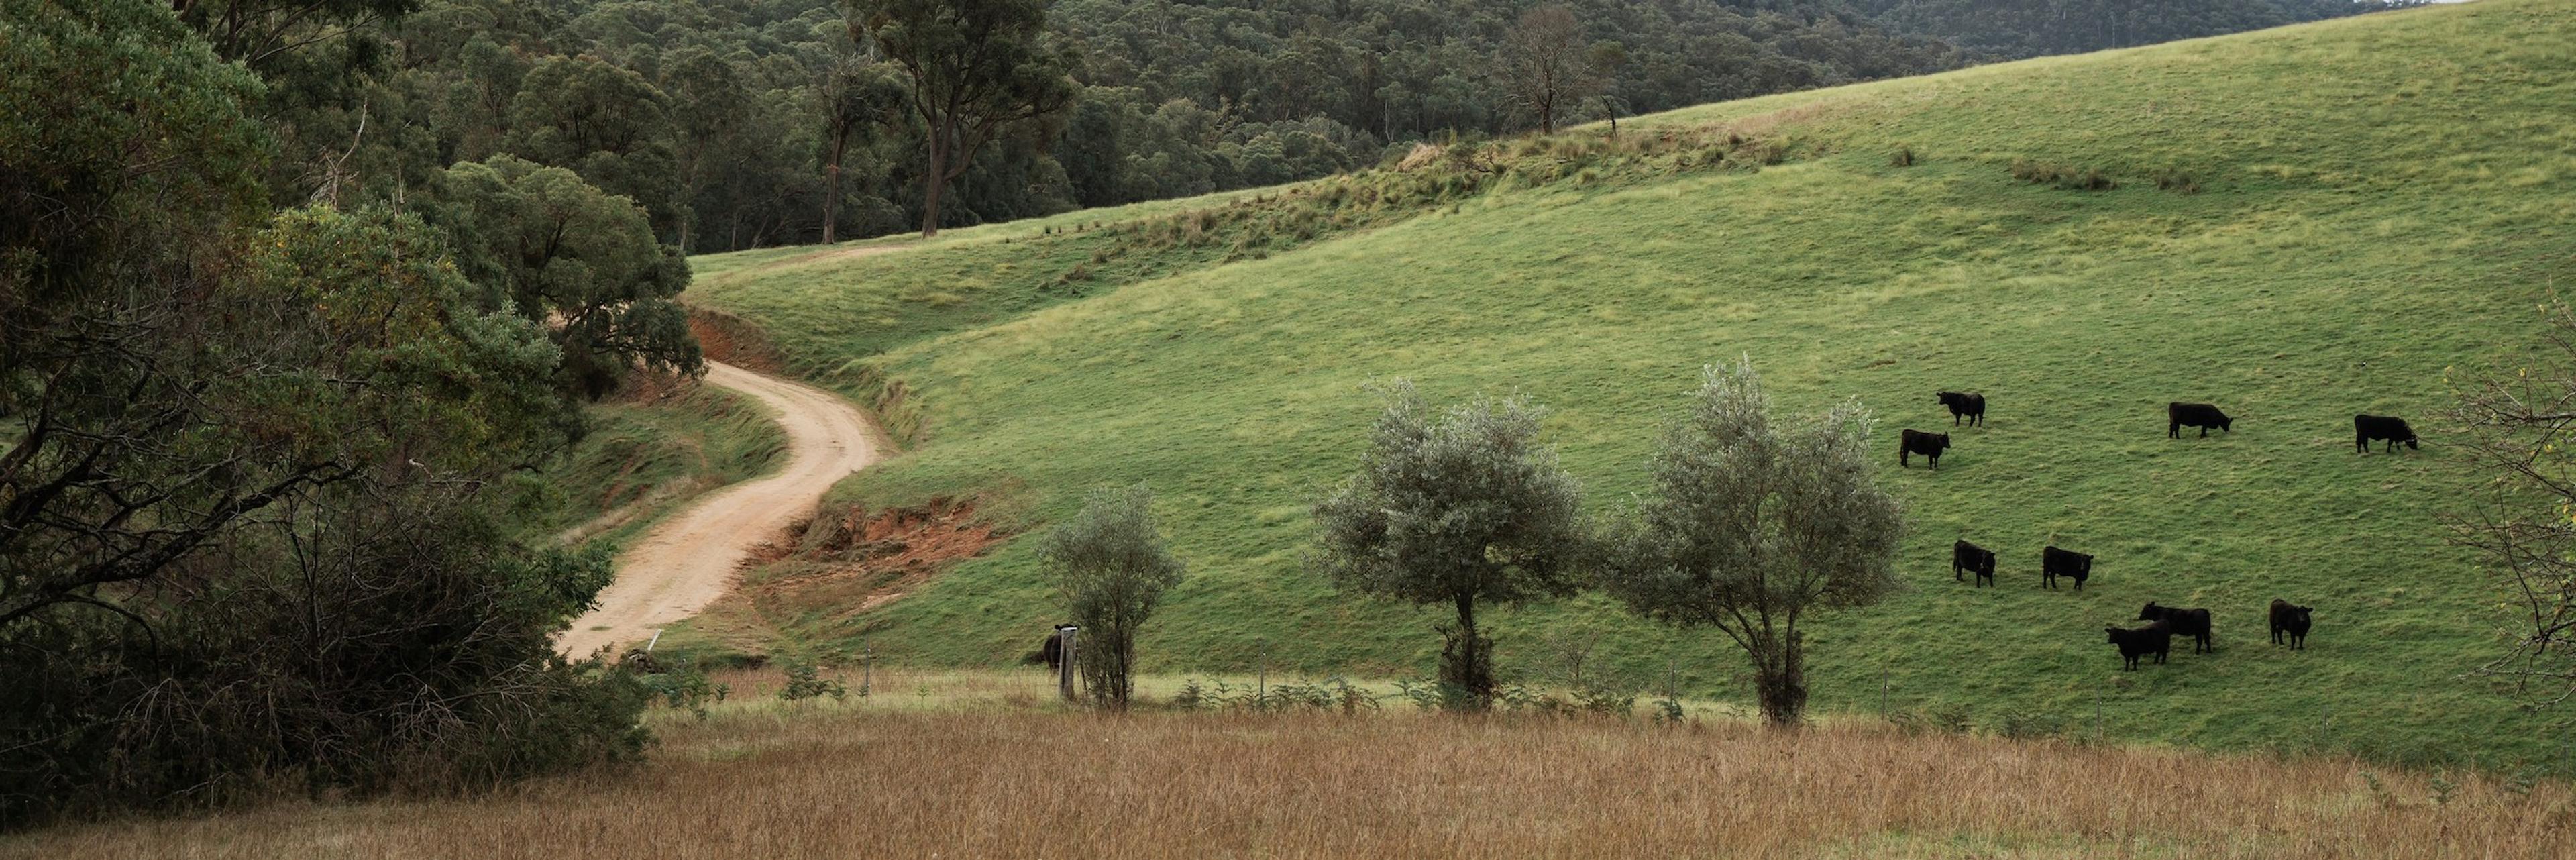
686, 0, 2576, 772
1852, 0, 2424, 58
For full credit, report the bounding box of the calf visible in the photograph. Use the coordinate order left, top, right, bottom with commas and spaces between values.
2269, 599, 2313, 649
2106, 621, 2174, 670
1937, 391, 1986, 427
2138, 602, 2214, 654
1899, 429, 1951, 469
2169, 402, 2233, 438
2041, 545, 2092, 591
2353, 414, 2418, 453
1953, 539, 1996, 587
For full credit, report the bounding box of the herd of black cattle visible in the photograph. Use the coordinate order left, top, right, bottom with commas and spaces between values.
1910, 392, 2415, 671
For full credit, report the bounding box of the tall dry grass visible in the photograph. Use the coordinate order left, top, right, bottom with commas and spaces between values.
13, 681, 2573, 859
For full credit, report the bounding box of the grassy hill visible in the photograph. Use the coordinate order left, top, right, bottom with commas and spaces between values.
683, 0, 2576, 771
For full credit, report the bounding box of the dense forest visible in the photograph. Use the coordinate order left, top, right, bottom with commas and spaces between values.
224, 0, 2418, 254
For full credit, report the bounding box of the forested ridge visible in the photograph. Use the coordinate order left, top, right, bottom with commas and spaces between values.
231, 0, 2416, 254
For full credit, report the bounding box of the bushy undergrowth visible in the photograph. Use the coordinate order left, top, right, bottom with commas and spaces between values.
0, 503, 651, 830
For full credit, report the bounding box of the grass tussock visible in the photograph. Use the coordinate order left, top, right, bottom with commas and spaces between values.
2010, 156, 2116, 190
17, 685, 2575, 859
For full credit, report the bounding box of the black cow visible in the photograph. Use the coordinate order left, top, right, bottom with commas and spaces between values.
1937, 391, 1986, 427
2138, 602, 2214, 654
1020, 626, 1073, 671
2169, 402, 2233, 439
2106, 621, 2173, 670
1899, 429, 1951, 469
2354, 414, 2418, 453
2041, 545, 2092, 591
1953, 539, 1996, 587
2270, 599, 2313, 649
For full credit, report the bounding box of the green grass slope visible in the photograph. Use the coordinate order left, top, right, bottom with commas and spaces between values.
688, 0, 2576, 770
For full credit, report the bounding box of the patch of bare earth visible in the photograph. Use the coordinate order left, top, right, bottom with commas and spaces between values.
684, 307, 786, 374
692, 497, 1005, 655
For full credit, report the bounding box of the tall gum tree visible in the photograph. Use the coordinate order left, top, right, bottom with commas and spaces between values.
845, 0, 1076, 237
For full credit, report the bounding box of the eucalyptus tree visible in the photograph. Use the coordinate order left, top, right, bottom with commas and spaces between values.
845, 0, 1077, 237
1311, 382, 1588, 708
1601, 360, 1905, 727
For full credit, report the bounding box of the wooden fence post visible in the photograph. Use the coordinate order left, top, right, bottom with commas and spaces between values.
1057, 626, 1080, 702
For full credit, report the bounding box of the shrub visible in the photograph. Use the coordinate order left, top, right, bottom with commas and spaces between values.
778, 661, 847, 703
636, 661, 731, 720
1042, 484, 1187, 710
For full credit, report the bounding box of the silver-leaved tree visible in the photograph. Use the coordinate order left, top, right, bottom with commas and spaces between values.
1601, 359, 1906, 727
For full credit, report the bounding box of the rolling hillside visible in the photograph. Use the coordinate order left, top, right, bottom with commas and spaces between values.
683, 0, 2576, 770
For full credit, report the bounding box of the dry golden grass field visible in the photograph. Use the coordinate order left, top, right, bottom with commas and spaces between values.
11, 670, 2573, 859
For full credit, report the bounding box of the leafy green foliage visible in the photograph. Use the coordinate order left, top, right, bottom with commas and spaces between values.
1042, 484, 1187, 708
429, 155, 700, 398
1309, 383, 1589, 706
1601, 360, 1907, 726
2, 2, 654, 825
503, 54, 682, 235
848, 0, 1079, 236
778, 660, 849, 702
0, 0, 268, 323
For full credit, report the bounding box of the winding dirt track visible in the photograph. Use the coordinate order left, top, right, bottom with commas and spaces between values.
556, 361, 884, 657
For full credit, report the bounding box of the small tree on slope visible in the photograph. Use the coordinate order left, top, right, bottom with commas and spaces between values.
1044, 484, 1186, 709
1601, 359, 1905, 727
2447, 301, 2576, 708
1310, 382, 1588, 708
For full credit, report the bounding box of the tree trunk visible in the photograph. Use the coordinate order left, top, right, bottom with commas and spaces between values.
1752, 629, 1807, 727
919, 127, 947, 239
1440, 593, 1494, 708
822, 159, 842, 245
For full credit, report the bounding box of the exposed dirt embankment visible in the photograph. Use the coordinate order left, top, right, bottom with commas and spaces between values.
687, 307, 787, 374
769, 497, 1006, 612
683, 497, 1006, 657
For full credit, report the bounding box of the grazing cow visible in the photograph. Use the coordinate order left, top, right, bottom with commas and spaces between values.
1953, 539, 1997, 587
2169, 402, 2233, 439
1020, 626, 1072, 671
1899, 429, 1951, 469
2041, 546, 2092, 591
2106, 621, 2174, 670
2270, 599, 2314, 649
2354, 414, 2419, 453
2138, 602, 2214, 654
1937, 392, 1987, 427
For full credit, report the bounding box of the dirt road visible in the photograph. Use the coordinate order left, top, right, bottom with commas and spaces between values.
556, 361, 884, 657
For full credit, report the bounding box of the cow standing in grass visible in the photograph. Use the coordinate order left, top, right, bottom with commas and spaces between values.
2107, 621, 2173, 670
2042, 546, 2092, 591
2354, 414, 2418, 453
2169, 402, 2233, 438
2139, 602, 2214, 653
1937, 392, 1986, 427
2270, 600, 2314, 649
1953, 539, 1996, 587
1020, 625, 1073, 671
1899, 429, 1951, 468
